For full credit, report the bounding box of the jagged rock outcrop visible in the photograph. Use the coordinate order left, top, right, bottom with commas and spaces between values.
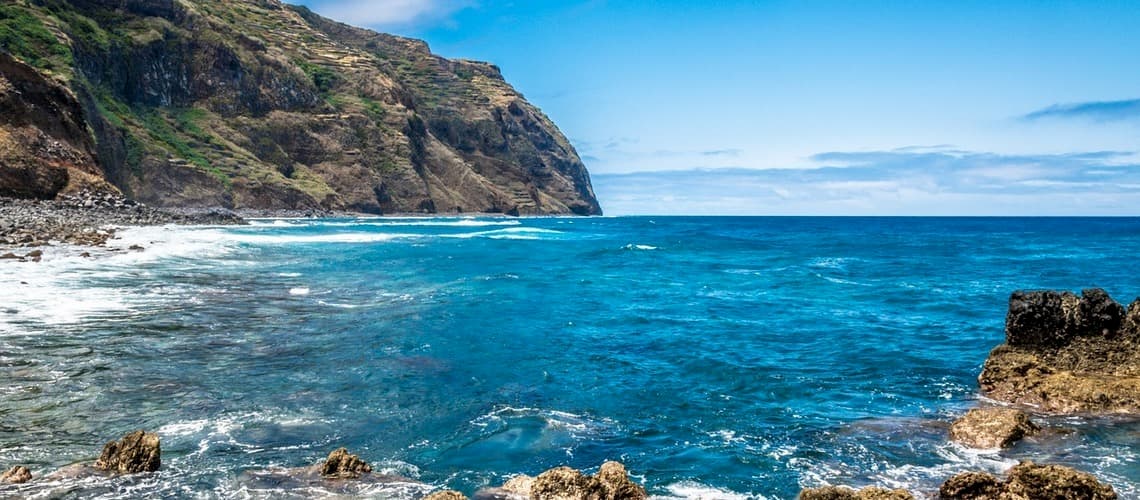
979, 289, 1140, 413
486, 461, 647, 500
796, 486, 914, 500
319, 447, 371, 479
0, 0, 601, 215
0, 465, 32, 484
939, 461, 1117, 500
94, 430, 161, 474
949, 408, 1039, 449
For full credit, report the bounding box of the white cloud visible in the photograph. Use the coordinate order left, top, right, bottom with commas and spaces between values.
308, 0, 472, 28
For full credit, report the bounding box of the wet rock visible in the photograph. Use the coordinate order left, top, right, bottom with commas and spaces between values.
939, 471, 1001, 499
949, 408, 1039, 449
940, 462, 1117, 500
595, 461, 647, 500
94, 430, 161, 474
501, 474, 535, 496
1, 465, 32, 484
532, 467, 607, 500
319, 447, 371, 479
425, 491, 469, 500
498, 462, 646, 500
980, 289, 1140, 413
796, 485, 914, 499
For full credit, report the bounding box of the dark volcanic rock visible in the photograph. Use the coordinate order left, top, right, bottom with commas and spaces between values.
980, 289, 1140, 413
94, 430, 161, 474
796, 486, 914, 499
940, 462, 1117, 500
319, 447, 371, 479
0, 465, 32, 484
949, 408, 1039, 449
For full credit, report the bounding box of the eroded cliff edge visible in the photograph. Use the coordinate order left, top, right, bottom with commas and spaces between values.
0, 0, 602, 215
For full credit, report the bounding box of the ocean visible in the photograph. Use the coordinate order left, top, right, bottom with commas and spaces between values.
1, 216, 1138, 499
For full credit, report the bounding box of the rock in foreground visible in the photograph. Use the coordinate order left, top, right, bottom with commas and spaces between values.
797, 486, 914, 499
979, 289, 1140, 413
949, 408, 1039, 449
486, 461, 646, 500
319, 448, 372, 479
94, 430, 161, 474
940, 461, 1117, 499
0, 465, 32, 484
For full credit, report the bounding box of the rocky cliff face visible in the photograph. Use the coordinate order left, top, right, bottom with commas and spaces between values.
0, 0, 601, 215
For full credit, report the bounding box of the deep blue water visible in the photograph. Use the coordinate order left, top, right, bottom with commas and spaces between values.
1, 216, 1139, 499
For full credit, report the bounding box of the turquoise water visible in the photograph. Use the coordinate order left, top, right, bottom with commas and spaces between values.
1, 216, 1139, 498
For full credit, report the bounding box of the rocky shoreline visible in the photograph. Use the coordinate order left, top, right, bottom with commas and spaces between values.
0, 192, 246, 249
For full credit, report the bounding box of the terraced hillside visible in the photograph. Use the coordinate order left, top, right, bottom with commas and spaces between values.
0, 0, 601, 215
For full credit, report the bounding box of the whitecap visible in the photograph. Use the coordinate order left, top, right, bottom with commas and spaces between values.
622, 244, 658, 251
442, 227, 565, 240
289, 288, 310, 296
653, 481, 762, 500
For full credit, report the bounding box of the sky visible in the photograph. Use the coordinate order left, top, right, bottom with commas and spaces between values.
295, 0, 1140, 215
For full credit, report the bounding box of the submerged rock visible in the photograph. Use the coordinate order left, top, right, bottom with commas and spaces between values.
979, 289, 1140, 413
796, 485, 914, 499
949, 408, 1039, 449
940, 461, 1117, 500
94, 430, 161, 474
319, 447, 372, 479
1, 465, 32, 484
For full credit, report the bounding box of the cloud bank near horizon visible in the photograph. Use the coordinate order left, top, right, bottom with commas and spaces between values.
591, 148, 1140, 216
1022, 99, 1140, 123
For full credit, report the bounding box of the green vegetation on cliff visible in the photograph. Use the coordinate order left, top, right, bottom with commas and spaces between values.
0, 0, 601, 215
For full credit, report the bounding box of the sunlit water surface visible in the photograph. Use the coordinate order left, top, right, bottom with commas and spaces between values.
1, 217, 1138, 499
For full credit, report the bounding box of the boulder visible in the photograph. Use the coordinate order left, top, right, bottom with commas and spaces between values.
501, 474, 536, 496
980, 289, 1140, 413
796, 486, 914, 499
501, 462, 646, 500
532, 467, 608, 500
1004, 461, 1117, 499
948, 408, 1039, 449
0, 465, 32, 484
595, 461, 647, 500
94, 430, 161, 474
940, 462, 1117, 500
939, 471, 1001, 499
319, 447, 371, 479
425, 491, 469, 500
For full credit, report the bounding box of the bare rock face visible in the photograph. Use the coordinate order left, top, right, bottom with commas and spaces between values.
94, 430, 161, 474
319, 448, 372, 479
979, 289, 1140, 413
949, 408, 1039, 449
1, 465, 32, 484
939, 462, 1117, 500
425, 490, 469, 500
796, 485, 914, 500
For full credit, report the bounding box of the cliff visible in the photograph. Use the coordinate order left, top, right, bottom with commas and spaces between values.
0, 0, 602, 215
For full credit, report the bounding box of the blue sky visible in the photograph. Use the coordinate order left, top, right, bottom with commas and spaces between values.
296, 0, 1140, 215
